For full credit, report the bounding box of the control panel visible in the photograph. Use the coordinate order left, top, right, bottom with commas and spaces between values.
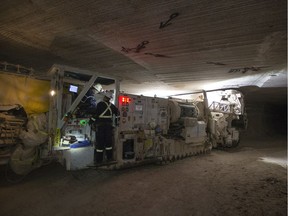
118, 94, 168, 132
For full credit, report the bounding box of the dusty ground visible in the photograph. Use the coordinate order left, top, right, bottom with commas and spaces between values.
0, 135, 286, 216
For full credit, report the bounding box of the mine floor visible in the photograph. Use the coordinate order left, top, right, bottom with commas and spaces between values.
0, 135, 286, 216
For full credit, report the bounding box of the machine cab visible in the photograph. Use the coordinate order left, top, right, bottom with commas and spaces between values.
48, 65, 119, 169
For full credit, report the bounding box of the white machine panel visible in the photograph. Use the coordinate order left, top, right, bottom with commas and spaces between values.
119, 94, 169, 133
63, 146, 94, 170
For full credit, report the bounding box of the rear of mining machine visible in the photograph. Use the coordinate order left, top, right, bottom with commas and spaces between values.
117, 89, 246, 166
47, 64, 247, 170
117, 93, 212, 166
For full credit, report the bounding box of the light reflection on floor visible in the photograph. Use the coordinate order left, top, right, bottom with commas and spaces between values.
258, 150, 287, 168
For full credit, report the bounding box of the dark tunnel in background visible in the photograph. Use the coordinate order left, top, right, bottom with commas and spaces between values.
241, 86, 287, 144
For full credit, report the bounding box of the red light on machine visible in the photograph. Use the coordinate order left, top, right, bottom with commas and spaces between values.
119, 96, 131, 104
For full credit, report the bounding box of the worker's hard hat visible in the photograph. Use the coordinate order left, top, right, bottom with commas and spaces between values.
103, 91, 113, 99
92, 83, 103, 92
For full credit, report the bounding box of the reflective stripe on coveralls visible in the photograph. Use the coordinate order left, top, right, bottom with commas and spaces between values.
99, 101, 112, 118
105, 147, 112, 150
96, 149, 104, 152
